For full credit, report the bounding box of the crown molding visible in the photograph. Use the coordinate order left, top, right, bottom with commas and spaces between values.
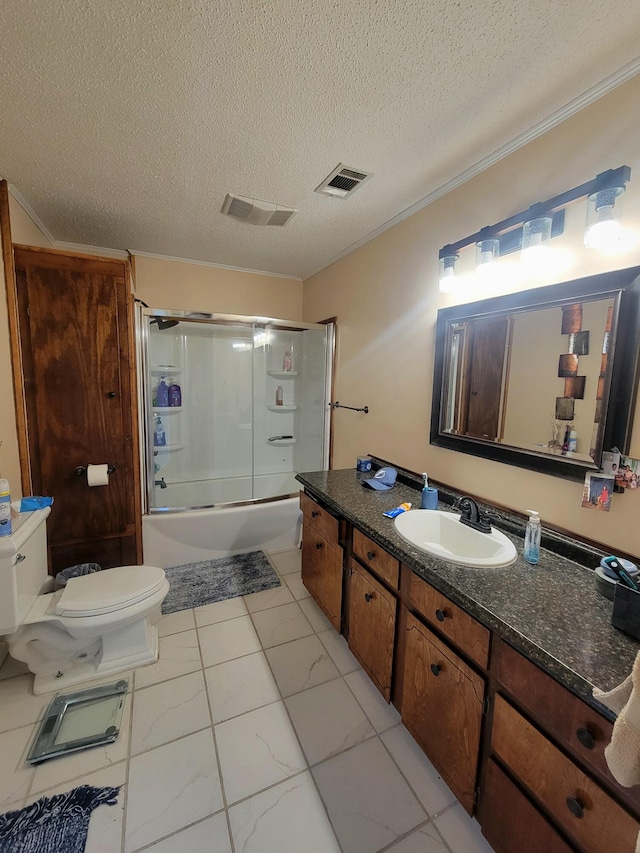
53, 241, 130, 259
7, 184, 57, 245
303, 58, 640, 281
129, 249, 302, 281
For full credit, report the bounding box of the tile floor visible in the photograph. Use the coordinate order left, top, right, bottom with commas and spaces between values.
0, 548, 496, 853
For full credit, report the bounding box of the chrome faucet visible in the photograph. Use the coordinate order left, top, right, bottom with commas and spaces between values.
454, 496, 494, 533
155, 477, 167, 489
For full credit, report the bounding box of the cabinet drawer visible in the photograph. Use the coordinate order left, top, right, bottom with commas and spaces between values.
402, 612, 485, 814
492, 695, 640, 853
481, 759, 573, 853
494, 640, 640, 812
408, 572, 489, 668
300, 491, 339, 545
348, 561, 396, 700
352, 528, 399, 589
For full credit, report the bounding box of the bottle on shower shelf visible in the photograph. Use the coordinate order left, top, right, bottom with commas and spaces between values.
168, 377, 182, 407
153, 416, 166, 447
156, 376, 169, 408
276, 385, 284, 406
283, 350, 293, 372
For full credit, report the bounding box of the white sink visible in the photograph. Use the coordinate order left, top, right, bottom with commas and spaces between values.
394, 509, 517, 568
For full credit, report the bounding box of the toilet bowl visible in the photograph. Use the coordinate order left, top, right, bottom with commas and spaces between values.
0, 506, 169, 694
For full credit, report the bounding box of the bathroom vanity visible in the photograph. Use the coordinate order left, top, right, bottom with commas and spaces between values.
297, 466, 640, 853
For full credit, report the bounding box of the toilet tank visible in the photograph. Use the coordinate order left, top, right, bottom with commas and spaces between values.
0, 507, 51, 634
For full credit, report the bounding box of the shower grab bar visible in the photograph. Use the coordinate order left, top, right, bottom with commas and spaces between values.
330, 401, 369, 414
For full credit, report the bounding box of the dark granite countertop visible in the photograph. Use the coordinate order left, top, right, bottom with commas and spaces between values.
296, 467, 640, 721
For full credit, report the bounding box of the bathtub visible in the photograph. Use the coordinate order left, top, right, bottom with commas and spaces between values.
142, 496, 302, 568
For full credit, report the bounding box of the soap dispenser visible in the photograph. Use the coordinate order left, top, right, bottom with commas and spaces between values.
524, 510, 541, 565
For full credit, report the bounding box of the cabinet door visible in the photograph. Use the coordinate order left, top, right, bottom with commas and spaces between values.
14, 247, 141, 571
481, 759, 574, 853
348, 562, 396, 700
402, 612, 484, 814
301, 522, 343, 631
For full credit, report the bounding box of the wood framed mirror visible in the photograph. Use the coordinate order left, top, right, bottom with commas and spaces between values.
430, 266, 640, 480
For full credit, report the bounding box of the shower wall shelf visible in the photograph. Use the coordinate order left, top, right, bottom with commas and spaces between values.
153, 406, 183, 413
267, 405, 297, 411
267, 370, 298, 377
151, 365, 182, 374
155, 443, 184, 451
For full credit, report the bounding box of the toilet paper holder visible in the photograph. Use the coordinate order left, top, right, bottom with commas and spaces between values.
75, 465, 116, 476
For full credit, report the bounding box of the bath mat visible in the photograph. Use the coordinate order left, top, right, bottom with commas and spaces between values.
0, 784, 121, 853
161, 550, 281, 614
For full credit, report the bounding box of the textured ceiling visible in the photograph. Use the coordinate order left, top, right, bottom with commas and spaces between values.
1, 1, 640, 278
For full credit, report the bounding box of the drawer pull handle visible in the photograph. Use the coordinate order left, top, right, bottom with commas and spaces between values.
366, 550, 375, 560
566, 796, 585, 819
435, 608, 446, 622
15, 553, 26, 564
311, 510, 320, 518
364, 592, 373, 603
315, 542, 323, 550
430, 663, 441, 677
576, 727, 596, 750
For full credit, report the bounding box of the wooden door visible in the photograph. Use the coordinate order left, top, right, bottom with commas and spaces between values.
301, 522, 342, 630
348, 562, 396, 700
13, 247, 141, 572
401, 613, 484, 814
463, 315, 508, 440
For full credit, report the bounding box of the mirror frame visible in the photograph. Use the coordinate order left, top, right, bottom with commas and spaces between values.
431, 266, 640, 480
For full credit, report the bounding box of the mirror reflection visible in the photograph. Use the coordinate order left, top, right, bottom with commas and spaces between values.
442, 296, 614, 464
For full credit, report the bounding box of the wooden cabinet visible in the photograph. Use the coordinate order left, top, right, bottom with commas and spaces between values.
300, 492, 343, 630
352, 528, 399, 589
11, 246, 141, 571
491, 694, 640, 853
347, 560, 396, 700
401, 612, 485, 813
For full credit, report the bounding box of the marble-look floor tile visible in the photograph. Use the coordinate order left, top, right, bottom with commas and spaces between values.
31, 692, 131, 795
228, 772, 341, 853
125, 728, 222, 852
243, 583, 294, 613
434, 803, 495, 853
134, 629, 201, 690
144, 811, 232, 853
26, 762, 127, 853
198, 615, 262, 668
251, 602, 313, 649
0, 674, 48, 733
215, 702, 306, 804
157, 608, 195, 637
285, 678, 374, 765
205, 651, 280, 724
0, 652, 30, 680
317, 629, 361, 674
0, 725, 35, 807
381, 725, 457, 817
345, 669, 401, 733
132, 670, 210, 755
194, 596, 247, 628
312, 737, 427, 853
267, 548, 302, 576
266, 634, 339, 697
386, 822, 450, 852
283, 573, 310, 601
298, 596, 333, 632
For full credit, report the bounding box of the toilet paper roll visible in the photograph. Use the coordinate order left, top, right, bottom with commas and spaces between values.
87, 464, 110, 487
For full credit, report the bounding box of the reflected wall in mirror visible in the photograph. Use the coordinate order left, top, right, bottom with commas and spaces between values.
431, 267, 640, 480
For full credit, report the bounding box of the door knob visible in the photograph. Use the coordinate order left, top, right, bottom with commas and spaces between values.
430, 663, 441, 676
364, 593, 373, 602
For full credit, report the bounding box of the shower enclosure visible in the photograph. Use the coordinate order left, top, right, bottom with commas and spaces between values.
138, 308, 333, 512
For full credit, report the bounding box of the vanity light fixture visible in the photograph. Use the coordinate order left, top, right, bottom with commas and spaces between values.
438, 166, 632, 292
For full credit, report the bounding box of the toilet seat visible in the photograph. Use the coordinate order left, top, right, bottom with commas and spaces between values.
55, 565, 167, 618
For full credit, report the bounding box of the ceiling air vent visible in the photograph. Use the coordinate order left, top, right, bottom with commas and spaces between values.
221, 194, 297, 226
315, 163, 373, 199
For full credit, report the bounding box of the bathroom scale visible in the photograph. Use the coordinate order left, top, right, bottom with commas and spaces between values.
27, 679, 128, 765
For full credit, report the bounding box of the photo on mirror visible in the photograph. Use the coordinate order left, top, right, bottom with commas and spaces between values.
581, 472, 614, 511
615, 456, 640, 490
602, 450, 621, 477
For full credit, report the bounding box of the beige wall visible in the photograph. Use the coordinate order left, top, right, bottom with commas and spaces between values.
133, 254, 303, 320
303, 74, 640, 556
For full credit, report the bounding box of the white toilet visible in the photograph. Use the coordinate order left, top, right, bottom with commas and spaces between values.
0, 506, 169, 694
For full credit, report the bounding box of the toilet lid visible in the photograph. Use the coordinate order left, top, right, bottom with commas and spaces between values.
55, 565, 166, 617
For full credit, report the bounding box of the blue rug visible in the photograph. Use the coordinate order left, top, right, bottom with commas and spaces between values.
0, 785, 120, 853
161, 550, 281, 614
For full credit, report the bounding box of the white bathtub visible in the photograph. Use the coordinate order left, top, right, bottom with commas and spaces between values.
142, 496, 302, 568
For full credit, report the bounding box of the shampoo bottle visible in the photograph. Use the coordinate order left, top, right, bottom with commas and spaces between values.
154, 416, 166, 447
276, 385, 284, 406
0, 478, 11, 537
524, 510, 541, 565
156, 376, 169, 408
283, 350, 293, 371
168, 377, 182, 407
